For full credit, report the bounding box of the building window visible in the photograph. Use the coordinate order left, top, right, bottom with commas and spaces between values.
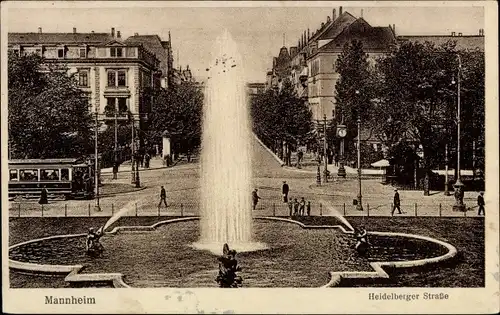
107, 69, 127, 87
110, 47, 123, 57
78, 70, 89, 87
58, 48, 65, 58
105, 97, 128, 116
9, 170, 18, 181
79, 48, 87, 58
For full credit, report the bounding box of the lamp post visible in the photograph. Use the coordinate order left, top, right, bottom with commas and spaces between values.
444, 142, 450, 196
94, 112, 101, 211
131, 117, 136, 184
355, 90, 363, 211
452, 54, 465, 211
113, 104, 118, 180
336, 109, 347, 178
323, 114, 328, 183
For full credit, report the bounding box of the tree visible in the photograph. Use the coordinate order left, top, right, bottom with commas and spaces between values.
334, 40, 374, 160
8, 52, 93, 159
148, 81, 203, 155
251, 79, 312, 165
371, 40, 484, 195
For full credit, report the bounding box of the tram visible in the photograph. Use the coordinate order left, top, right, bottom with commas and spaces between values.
8, 158, 95, 200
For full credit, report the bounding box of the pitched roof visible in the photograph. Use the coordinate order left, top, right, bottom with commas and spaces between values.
8, 32, 113, 45
125, 35, 170, 73
397, 35, 484, 51
314, 12, 357, 41
319, 23, 396, 52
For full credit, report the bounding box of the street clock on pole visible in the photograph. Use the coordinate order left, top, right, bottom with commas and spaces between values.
337, 125, 347, 138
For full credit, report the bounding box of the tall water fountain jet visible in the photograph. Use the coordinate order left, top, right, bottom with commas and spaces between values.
192, 30, 267, 255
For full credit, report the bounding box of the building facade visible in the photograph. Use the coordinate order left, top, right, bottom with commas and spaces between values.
266, 7, 484, 124
8, 27, 161, 121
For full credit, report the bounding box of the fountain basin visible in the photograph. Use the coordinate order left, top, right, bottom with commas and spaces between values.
9, 217, 455, 288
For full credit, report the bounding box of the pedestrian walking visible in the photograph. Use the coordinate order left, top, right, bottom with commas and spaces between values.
282, 181, 289, 203
391, 189, 402, 215
299, 197, 306, 215
38, 187, 48, 205
288, 199, 293, 217
144, 153, 151, 168
306, 201, 311, 216
293, 198, 299, 216
252, 189, 261, 210
477, 192, 485, 215
334, 154, 339, 167
297, 150, 303, 168
158, 186, 168, 209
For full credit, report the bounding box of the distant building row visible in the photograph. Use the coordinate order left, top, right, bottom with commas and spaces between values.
265, 7, 485, 122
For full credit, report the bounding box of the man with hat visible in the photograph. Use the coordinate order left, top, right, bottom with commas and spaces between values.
477, 192, 485, 216
282, 181, 289, 203
391, 188, 402, 215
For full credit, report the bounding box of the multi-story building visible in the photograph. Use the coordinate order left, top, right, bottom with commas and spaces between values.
8, 27, 164, 150
124, 32, 174, 89
266, 6, 484, 136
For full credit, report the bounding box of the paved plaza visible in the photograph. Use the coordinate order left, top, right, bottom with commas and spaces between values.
8, 138, 482, 219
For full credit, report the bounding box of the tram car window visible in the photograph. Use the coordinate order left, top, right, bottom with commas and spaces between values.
10, 170, 18, 181
41, 169, 60, 181
61, 169, 70, 181
19, 170, 38, 181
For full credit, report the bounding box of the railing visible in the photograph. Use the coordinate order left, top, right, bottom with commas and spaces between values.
8, 199, 483, 218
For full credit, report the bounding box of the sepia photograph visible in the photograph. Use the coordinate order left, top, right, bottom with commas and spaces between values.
2, 1, 498, 313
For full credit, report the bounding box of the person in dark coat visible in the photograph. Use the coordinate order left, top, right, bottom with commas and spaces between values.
252, 189, 261, 210
282, 181, 289, 203
38, 187, 48, 205
299, 197, 306, 216
306, 201, 311, 216
477, 192, 485, 215
158, 186, 168, 209
391, 189, 402, 215
293, 198, 299, 216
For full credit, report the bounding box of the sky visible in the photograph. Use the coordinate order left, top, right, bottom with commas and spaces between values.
5, 2, 485, 83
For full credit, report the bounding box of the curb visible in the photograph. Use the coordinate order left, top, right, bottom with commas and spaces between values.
9, 216, 457, 288
101, 157, 184, 175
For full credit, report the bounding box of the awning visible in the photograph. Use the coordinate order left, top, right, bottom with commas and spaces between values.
371, 159, 390, 167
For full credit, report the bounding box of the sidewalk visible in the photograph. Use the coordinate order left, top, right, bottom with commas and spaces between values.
101, 156, 180, 174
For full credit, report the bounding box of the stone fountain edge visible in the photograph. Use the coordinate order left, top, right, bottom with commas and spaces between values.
9, 216, 457, 288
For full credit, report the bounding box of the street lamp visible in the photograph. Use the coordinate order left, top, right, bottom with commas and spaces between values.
113, 104, 118, 180
336, 109, 347, 178
355, 90, 363, 211
323, 114, 328, 183
94, 112, 101, 211
451, 54, 465, 211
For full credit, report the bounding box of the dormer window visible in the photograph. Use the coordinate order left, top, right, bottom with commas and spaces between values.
58, 48, 65, 58
110, 47, 123, 57
79, 48, 87, 58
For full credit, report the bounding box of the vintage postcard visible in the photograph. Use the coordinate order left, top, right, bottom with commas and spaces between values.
2, 1, 498, 313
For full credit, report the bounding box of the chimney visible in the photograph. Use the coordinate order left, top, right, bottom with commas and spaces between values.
111, 27, 115, 37
38, 27, 42, 33
321, 22, 325, 28
327, 16, 331, 22
361, 9, 364, 18
73, 27, 77, 34
332, 8, 336, 21
117, 31, 121, 38
91, 30, 95, 34
339, 6, 343, 15
134, 32, 139, 36
451, 31, 456, 36
458, 32, 462, 36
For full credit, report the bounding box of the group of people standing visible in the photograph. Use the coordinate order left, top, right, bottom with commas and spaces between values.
282, 181, 310, 216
